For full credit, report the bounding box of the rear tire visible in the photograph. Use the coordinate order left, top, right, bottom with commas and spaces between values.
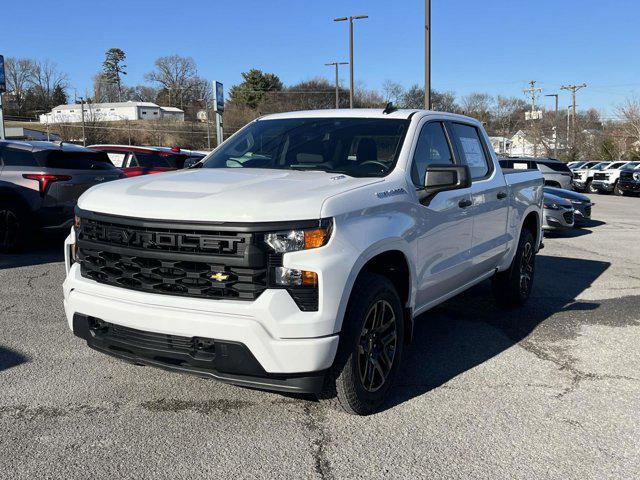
492, 229, 536, 307
319, 273, 404, 415
0, 201, 28, 252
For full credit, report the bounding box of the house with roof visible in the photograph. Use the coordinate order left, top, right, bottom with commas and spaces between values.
39, 101, 184, 123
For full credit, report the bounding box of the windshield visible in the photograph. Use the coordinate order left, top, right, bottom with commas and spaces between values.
592, 163, 609, 170
201, 117, 410, 177
623, 162, 639, 169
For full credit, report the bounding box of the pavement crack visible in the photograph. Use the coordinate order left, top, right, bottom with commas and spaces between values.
302, 403, 333, 480
26, 269, 50, 288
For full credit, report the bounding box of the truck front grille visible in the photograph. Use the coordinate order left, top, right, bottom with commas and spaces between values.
76, 213, 269, 301
78, 246, 267, 300
593, 172, 607, 180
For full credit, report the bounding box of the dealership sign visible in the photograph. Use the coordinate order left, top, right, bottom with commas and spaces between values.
214, 81, 224, 112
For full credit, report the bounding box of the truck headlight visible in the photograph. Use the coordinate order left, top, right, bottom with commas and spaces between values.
264, 222, 332, 253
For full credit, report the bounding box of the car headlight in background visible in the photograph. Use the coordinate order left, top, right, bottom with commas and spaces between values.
543, 203, 561, 210
264, 222, 332, 253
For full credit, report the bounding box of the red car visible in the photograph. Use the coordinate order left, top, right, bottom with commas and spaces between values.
88, 145, 207, 177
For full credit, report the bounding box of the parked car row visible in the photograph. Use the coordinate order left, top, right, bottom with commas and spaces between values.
570, 160, 640, 195
0, 140, 209, 251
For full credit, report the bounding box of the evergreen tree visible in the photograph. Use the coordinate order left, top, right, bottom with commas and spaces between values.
102, 48, 127, 102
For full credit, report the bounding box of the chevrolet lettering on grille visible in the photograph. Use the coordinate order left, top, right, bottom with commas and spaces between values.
85, 224, 244, 253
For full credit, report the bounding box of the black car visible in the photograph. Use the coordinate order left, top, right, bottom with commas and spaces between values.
617, 167, 640, 196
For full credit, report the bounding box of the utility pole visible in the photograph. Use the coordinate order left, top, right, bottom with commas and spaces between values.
566, 105, 571, 151
523, 80, 542, 156
561, 83, 587, 149
325, 62, 349, 109
334, 15, 368, 108
545, 93, 559, 157
0, 93, 5, 140
424, 0, 431, 109
79, 97, 86, 146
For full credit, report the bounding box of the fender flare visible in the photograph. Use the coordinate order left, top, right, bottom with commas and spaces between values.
332, 238, 416, 335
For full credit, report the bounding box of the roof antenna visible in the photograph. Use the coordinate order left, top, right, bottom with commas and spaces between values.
382, 102, 397, 114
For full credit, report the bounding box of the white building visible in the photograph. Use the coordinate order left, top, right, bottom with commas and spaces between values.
39, 101, 184, 124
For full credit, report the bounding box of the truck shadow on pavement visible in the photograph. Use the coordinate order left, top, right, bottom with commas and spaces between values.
385, 254, 610, 411
0, 233, 66, 270
0, 346, 28, 372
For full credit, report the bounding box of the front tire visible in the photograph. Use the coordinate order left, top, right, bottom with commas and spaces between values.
614, 182, 626, 196
320, 273, 404, 415
492, 229, 536, 307
587, 180, 598, 194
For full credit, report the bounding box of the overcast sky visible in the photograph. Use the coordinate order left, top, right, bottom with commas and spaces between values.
2, 0, 639, 115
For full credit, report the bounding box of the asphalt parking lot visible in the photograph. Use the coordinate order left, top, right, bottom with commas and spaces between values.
1, 193, 639, 479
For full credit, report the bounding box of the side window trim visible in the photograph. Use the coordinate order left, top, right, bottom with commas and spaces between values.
445, 121, 494, 182
409, 120, 457, 187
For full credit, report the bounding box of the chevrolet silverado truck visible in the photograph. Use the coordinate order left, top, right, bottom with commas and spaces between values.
63, 109, 543, 415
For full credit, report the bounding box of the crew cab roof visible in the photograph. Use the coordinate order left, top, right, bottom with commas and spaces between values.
257, 108, 481, 124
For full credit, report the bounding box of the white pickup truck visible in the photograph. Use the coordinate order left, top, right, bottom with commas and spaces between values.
63, 109, 543, 414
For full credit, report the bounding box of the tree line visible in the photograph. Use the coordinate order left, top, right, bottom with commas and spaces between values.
2, 49, 640, 159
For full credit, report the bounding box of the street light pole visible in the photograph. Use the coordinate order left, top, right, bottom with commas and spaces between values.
79, 97, 86, 146
334, 15, 368, 108
545, 93, 559, 157
425, 0, 431, 109
325, 62, 349, 109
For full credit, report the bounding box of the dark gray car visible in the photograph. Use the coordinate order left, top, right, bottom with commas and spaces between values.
543, 186, 594, 224
0, 140, 123, 251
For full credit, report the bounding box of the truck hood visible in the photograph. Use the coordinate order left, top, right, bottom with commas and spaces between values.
77, 168, 382, 222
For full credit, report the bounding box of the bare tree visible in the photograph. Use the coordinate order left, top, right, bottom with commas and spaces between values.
617, 97, 640, 145
145, 55, 199, 108
4, 57, 35, 115
29, 60, 69, 109
461, 92, 493, 124
382, 80, 405, 105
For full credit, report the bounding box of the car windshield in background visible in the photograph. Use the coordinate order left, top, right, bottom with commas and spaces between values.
36, 150, 118, 170
134, 153, 188, 169
623, 162, 639, 169
201, 118, 410, 177
592, 163, 609, 170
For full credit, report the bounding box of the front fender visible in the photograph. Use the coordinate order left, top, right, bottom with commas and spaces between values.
285, 205, 417, 336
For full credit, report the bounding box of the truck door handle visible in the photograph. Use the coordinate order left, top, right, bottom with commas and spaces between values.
497, 191, 508, 200
458, 199, 472, 208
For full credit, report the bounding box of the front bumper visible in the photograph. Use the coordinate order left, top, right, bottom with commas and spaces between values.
543, 208, 574, 230
591, 180, 614, 192
72, 314, 327, 393
618, 181, 640, 193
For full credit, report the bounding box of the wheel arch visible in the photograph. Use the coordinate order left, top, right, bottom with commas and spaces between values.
336, 244, 416, 345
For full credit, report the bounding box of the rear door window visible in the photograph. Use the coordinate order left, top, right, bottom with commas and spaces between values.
449, 123, 492, 179
1, 147, 38, 167
37, 150, 118, 170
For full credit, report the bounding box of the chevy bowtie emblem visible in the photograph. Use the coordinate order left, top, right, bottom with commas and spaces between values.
210, 272, 230, 282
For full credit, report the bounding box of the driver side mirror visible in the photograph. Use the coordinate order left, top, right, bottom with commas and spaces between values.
419, 164, 471, 203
